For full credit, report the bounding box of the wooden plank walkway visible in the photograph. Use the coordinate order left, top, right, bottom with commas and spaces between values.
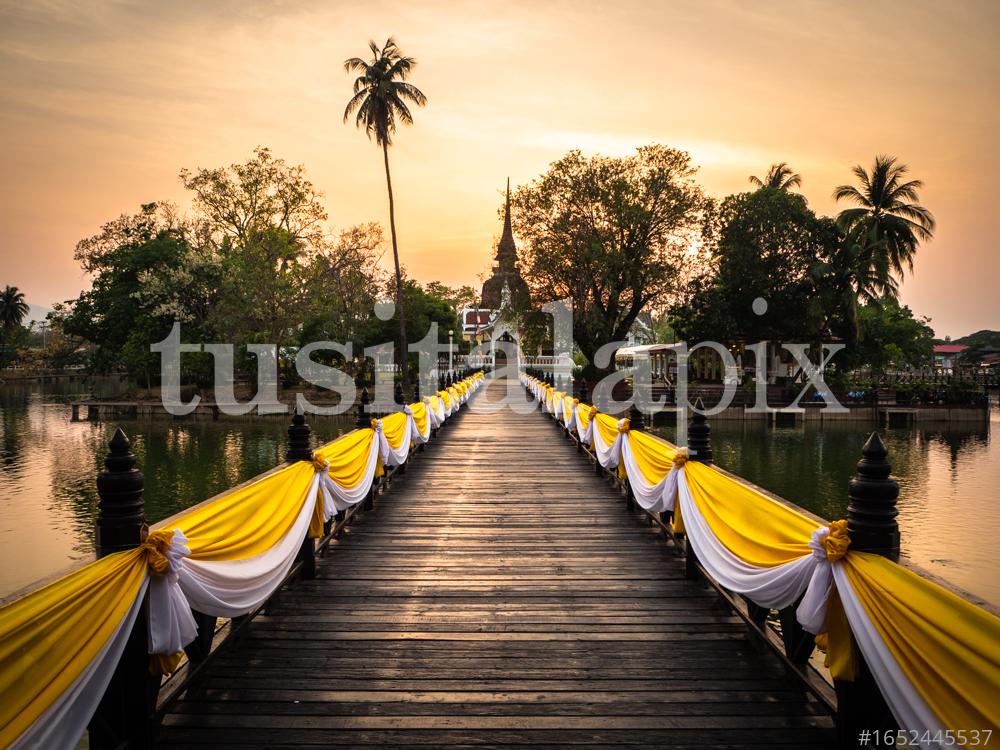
158, 377, 834, 749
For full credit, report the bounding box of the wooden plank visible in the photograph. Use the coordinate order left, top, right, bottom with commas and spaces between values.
156, 376, 835, 748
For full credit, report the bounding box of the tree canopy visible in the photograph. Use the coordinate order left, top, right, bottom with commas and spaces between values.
512, 145, 707, 368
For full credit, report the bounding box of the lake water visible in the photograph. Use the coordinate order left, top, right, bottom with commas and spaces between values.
2, 380, 998, 607
0, 379, 354, 599
650, 410, 1000, 607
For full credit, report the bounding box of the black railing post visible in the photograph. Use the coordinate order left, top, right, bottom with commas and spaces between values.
685, 400, 711, 580
847, 433, 900, 560
837, 432, 900, 745
357, 387, 370, 427
394, 382, 405, 406
688, 397, 712, 465
90, 428, 156, 750
287, 409, 316, 580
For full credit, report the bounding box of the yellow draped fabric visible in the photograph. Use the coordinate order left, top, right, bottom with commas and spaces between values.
153, 461, 316, 562
575, 401, 593, 432
427, 395, 441, 417
842, 552, 1000, 730
380, 411, 409, 450
313, 429, 376, 490
593, 413, 622, 451
683, 461, 816, 567
0, 373, 490, 750
0, 549, 147, 748
625, 430, 679, 484
409, 401, 429, 437
439, 390, 453, 410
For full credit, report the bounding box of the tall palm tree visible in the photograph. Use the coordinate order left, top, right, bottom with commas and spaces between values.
0, 285, 30, 367
344, 38, 427, 385
833, 155, 935, 296
749, 162, 802, 191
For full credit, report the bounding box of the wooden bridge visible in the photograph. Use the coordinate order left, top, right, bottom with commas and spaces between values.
156, 377, 834, 748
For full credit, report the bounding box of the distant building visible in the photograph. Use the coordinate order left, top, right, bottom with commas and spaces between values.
933, 344, 967, 369
480, 179, 531, 311
461, 179, 533, 358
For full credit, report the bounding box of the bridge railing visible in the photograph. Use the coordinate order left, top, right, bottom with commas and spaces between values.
0, 373, 485, 750
520, 371, 1000, 745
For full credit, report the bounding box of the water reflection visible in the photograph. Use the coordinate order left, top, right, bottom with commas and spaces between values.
2, 381, 997, 608
651, 410, 998, 606
0, 380, 354, 598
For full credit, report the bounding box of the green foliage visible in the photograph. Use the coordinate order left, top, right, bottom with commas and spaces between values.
671, 188, 841, 344
62, 226, 195, 382
850, 298, 935, 372
513, 145, 707, 367
748, 162, 801, 191
0, 285, 30, 367
64, 151, 387, 386
834, 155, 935, 297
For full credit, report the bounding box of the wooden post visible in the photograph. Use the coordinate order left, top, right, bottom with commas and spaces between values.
685, 401, 710, 580
836, 432, 899, 744
90, 428, 156, 750
357, 387, 370, 427
286, 409, 316, 580
847, 433, 899, 560
688, 397, 712, 465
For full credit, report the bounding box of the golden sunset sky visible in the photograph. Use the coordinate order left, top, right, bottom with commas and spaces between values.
1, 0, 997, 337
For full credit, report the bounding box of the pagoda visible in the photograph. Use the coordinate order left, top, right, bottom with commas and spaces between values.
480, 178, 531, 310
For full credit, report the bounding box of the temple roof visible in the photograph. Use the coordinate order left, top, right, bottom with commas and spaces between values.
481, 177, 531, 310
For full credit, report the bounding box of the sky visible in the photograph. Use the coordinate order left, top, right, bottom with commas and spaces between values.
0, 0, 997, 338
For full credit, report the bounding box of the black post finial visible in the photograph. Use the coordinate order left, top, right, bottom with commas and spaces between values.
286, 406, 312, 462
847, 432, 900, 559
96, 427, 145, 557
357, 387, 370, 427
394, 382, 405, 406
628, 399, 645, 431
413, 379, 420, 402
688, 397, 712, 465
579, 381, 589, 403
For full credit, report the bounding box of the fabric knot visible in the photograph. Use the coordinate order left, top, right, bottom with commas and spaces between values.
617, 418, 631, 433
587, 406, 598, 420
142, 529, 175, 576
822, 519, 850, 562
672, 448, 689, 468
809, 520, 851, 562
370, 418, 381, 432
311, 453, 330, 472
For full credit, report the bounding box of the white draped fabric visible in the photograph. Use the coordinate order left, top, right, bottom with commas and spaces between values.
832, 565, 943, 741
575, 410, 593, 446
407, 405, 430, 445
376, 417, 412, 467
618, 438, 676, 514
674, 470, 823, 612
591, 417, 627, 471
150, 475, 320, 649
9, 580, 148, 750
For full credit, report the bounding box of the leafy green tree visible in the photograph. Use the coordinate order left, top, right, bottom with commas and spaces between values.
0, 285, 30, 367
180, 147, 327, 249
344, 37, 427, 384
850, 298, 934, 373
671, 188, 840, 345
834, 155, 935, 296
749, 162, 801, 191
357, 278, 461, 374
424, 281, 478, 312
63, 222, 195, 384
512, 145, 707, 370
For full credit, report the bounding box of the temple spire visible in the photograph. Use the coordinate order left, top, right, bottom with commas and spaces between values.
496, 177, 516, 268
